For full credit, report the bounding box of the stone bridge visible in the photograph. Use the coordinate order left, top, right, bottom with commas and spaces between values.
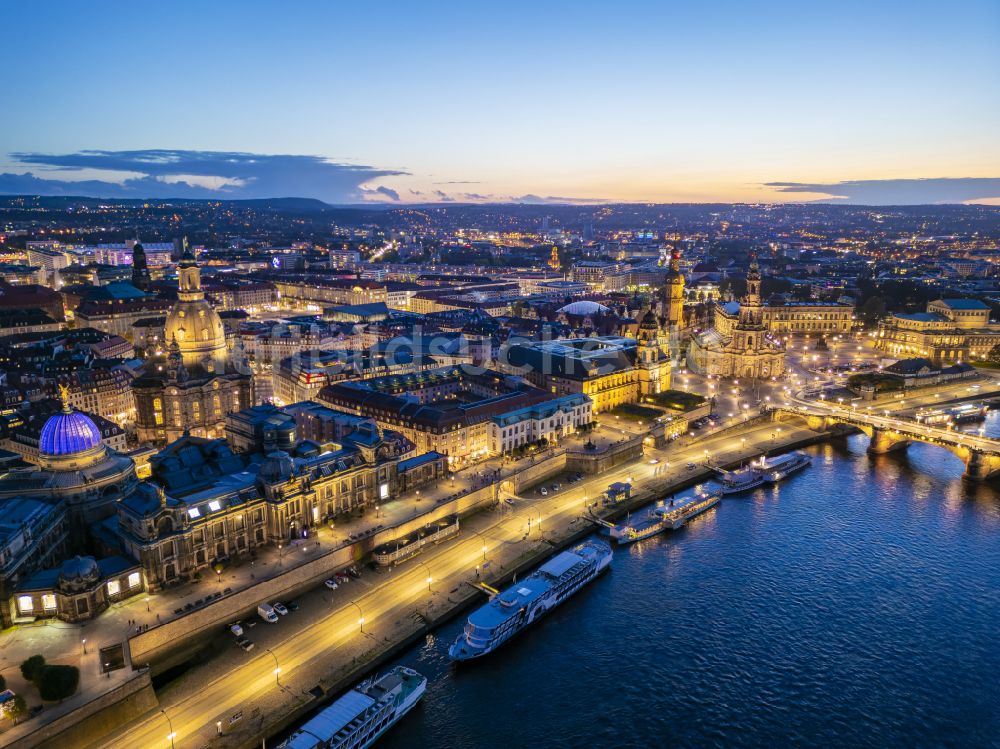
778, 405, 1000, 481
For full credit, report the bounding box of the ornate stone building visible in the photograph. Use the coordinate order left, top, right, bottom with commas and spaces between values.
687, 256, 786, 379
114, 421, 440, 590
133, 248, 254, 443
875, 298, 1000, 365
0, 393, 140, 627
0, 388, 138, 530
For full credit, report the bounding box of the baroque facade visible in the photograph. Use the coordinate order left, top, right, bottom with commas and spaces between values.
114, 420, 440, 590
875, 298, 1000, 365
687, 256, 786, 379
132, 248, 254, 443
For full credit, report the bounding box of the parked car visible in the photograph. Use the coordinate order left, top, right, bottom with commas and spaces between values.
257, 603, 279, 623
237, 637, 255, 652
347, 566, 361, 578
540, 487, 548, 496
685, 462, 697, 470
287, 600, 300, 611
273, 602, 289, 616
229, 623, 244, 637
325, 579, 339, 590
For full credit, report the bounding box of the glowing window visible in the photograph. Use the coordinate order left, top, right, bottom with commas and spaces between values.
106, 580, 120, 596
208, 500, 222, 512
128, 572, 141, 589
17, 595, 33, 614
187, 507, 201, 519
42, 594, 56, 611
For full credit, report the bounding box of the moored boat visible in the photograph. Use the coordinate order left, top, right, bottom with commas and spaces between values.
759, 451, 812, 483
279, 666, 426, 749
448, 539, 612, 661
715, 462, 766, 495
610, 490, 722, 543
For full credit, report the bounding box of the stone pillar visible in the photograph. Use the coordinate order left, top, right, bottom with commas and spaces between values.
962, 449, 1000, 482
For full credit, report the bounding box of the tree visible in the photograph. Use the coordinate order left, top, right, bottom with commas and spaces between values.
859, 296, 886, 328
986, 343, 1000, 365
0, 673, 5, 691
20, 655, 45, 683
7, 695, 26, 724
35, 665, 79, 701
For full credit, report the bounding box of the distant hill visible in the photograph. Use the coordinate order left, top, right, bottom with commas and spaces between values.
0, 195, 342, 212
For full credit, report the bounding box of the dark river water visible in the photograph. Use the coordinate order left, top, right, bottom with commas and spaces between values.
372, 416, 1000, 749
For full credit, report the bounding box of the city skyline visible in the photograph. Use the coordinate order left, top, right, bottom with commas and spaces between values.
2, 1, 998, 205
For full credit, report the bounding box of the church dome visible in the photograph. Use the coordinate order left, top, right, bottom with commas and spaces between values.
164, 302, 227, 366
163, 250, 229, 373
59, 555, 100, 590
40, 410, 103, 456
558, 300, 609, 316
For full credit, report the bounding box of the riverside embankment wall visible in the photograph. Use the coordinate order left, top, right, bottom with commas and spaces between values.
2, 671, 156, 749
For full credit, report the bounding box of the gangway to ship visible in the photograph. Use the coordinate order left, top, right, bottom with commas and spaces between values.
466, 581, 500, 597
584, 515, 615, 529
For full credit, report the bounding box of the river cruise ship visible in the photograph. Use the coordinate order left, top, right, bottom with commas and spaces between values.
280, 666, 426, 749
448, 539, 612, 661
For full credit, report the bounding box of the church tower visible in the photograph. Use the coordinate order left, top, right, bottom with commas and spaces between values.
636, 303, 670, 395
665, 246, 685, 331
131, 240, 150, 290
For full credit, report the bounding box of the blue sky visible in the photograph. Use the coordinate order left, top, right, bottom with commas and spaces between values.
1, 1, 997, 204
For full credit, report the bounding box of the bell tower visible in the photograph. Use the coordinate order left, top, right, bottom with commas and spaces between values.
666, 246, 685, 331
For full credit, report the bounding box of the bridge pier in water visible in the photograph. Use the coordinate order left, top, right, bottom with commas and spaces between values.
962, 449, 1000, 482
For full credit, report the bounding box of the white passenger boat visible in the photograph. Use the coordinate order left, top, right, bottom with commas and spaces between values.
448, 539, 612, 661
759, 451, 812, 483
279, 666, 426, 749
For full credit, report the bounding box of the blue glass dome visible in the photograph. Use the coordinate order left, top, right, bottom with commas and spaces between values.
39, 411, 103, 455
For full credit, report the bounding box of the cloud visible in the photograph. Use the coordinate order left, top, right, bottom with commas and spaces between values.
433, 190, 455, 202
0, 149, 407, 204
433, 180, 481, 185
511, 194, 609, 205
361, 184, 400, 201
765, 177, 1000, 205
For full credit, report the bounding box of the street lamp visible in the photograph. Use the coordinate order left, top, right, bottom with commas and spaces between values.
217, 720, 223, 736
470, 529, 489, 561
417, 561, 433, 592
162, 710, 175, 749
82, 638, 87, 655
265, 648, 281, 686
349, 601, 365, 632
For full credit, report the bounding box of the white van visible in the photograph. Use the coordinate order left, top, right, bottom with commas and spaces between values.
258, 603, 279, 623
